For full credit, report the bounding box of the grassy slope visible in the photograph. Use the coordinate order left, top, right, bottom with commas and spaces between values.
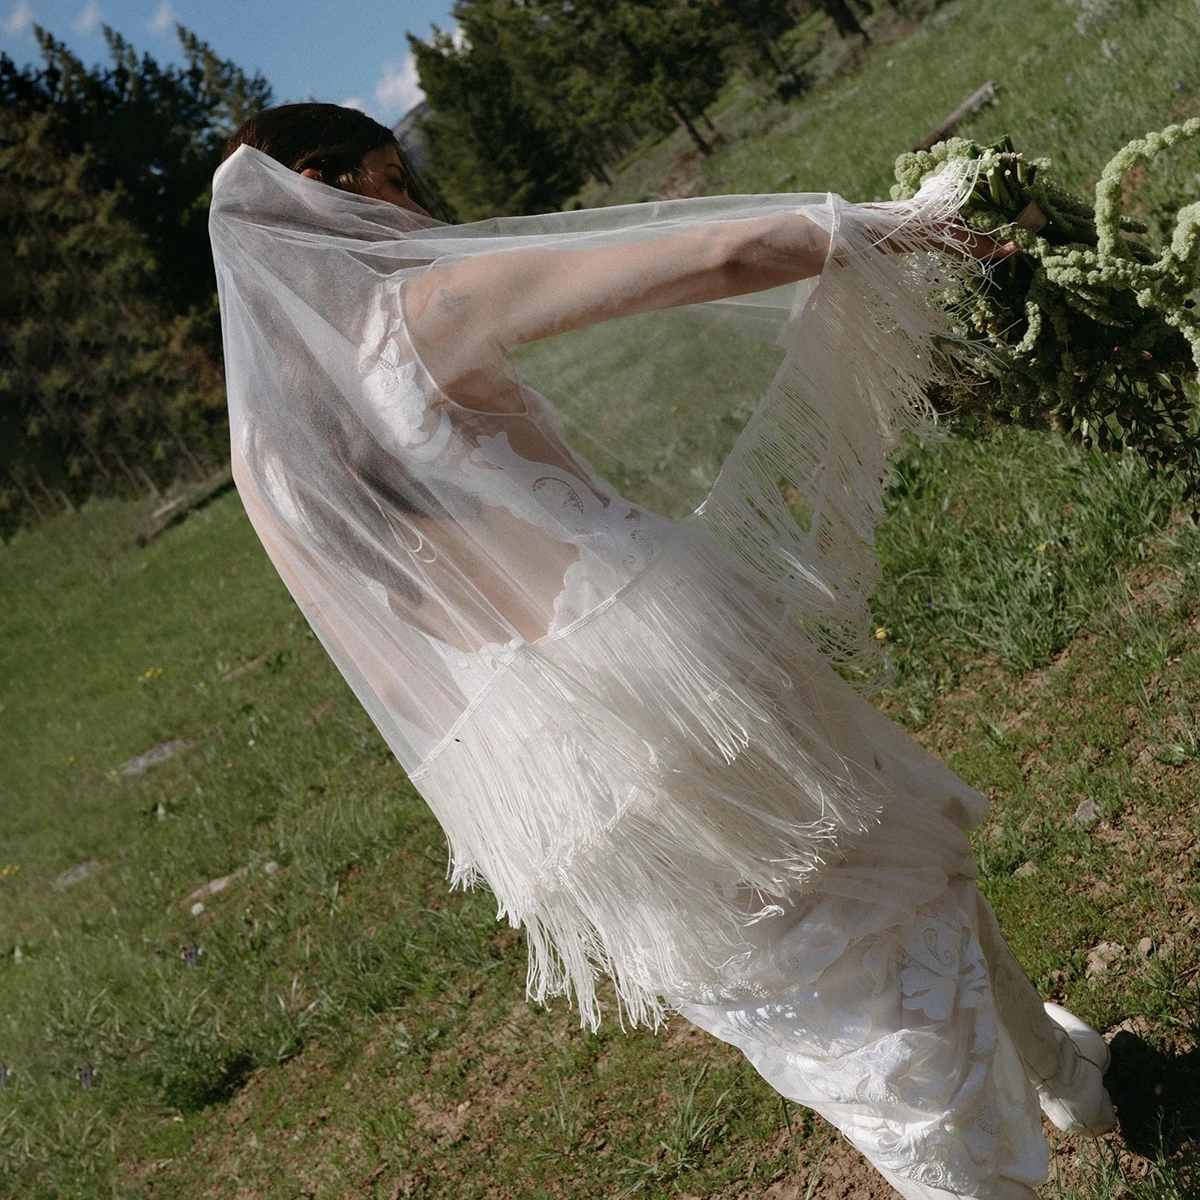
583, 0, 1200, 210
3, 1, 1200, 1197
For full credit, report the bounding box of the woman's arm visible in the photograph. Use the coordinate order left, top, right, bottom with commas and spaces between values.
403, 211, 831, 407
421, 212, 831, 345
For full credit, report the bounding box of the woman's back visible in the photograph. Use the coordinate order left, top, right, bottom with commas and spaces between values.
359, 280, 678, 651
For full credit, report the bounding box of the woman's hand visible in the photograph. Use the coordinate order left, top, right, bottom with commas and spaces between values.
941, 217, 1021, 260
863, 201, 1022, 261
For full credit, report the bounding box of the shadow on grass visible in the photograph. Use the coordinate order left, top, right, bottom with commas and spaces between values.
1106, 1030, 1200, 1159
157, 1046, 258, 1114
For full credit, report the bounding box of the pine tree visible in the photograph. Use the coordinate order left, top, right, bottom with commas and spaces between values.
412, 0, 732, 214
816, 0, 870, 40
410, 4, 587, 219
0, 108, 225, 532
0, 26, 272, 332
594, 0, 727, 156
711, 0, 802, 84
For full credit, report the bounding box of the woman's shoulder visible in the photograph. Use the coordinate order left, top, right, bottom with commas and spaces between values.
363, 271, 531, 416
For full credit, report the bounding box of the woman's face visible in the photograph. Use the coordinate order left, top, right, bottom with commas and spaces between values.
356, 145, 430, 216
301, 143, 429, 216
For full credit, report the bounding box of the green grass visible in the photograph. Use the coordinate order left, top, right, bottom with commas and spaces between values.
872, 425, 1189, 721
515, 310, 784, 518
581, 0, 1200, 212
8, 416, 1200, 1200
3, 0, 1200, 1196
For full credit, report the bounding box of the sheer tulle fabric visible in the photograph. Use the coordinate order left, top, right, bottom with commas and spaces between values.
210, 146, 984, 1029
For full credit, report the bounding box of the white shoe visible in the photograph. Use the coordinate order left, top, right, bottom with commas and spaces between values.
1035, 1002, 1117, 1135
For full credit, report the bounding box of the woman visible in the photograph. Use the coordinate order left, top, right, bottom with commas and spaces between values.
209, 103, 1115, 1199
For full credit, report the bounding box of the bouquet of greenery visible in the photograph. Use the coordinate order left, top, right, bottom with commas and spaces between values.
891, 119, 1200, 513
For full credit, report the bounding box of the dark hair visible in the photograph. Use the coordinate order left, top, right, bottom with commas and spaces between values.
222, 102, 448, 220
226, 104, 453, 599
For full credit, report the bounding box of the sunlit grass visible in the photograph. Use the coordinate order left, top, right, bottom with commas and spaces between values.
3, 0, 1200, 1195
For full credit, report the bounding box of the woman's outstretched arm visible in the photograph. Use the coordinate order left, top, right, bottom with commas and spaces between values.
402, 211, 832, 409
402, 207, 1013, 411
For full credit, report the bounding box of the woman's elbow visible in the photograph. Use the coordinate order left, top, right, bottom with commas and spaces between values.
723, 216, 830, 294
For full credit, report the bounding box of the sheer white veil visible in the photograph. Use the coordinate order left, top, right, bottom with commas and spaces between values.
210, 145, 980, 1026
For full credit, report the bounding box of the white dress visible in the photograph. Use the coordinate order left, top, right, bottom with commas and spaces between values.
672, 704, 1061, 1198
368, 322, 1075, 1199
213, 149, 1104, 1200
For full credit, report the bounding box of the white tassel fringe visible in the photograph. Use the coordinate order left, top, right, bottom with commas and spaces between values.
412, 175, 989, 1031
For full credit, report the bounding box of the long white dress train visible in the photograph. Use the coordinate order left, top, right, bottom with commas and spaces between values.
670, 675, 1096, 1198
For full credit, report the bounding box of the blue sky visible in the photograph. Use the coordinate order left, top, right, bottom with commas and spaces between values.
0, 0, 457, 124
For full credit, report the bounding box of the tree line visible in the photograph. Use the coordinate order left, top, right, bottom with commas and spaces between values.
0, 26, 269, 536
0, 2, 895, 536
410, 0, 896, 219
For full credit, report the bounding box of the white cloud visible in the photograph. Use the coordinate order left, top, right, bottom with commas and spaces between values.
73, 0, 101, 34
145, 0, 173, 37
2, 0, 34, 36
340, 96, 366, 112
373, 54, 424, 121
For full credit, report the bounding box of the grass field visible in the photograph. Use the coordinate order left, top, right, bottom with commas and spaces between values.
3, 0, 1200, 1197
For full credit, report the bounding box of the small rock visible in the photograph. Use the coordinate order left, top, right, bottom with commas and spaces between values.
119, 739, 186, 777
190, 902, 206, 916
1137, 936, 1154, 957
185, 866, 249, 904
1086, 941, 1126, 977
55, 860, 103, 888
219, 653, 267, 683
1113, 1014, 1151, 1039
263, 860, 279, 875
1013, 861, 1038, 878
1071, 798, 1098, 829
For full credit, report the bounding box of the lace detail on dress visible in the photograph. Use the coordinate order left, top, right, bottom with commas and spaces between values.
359, 290, 455, 459
681, 888, 1012, 1193
359, 279, 676, 656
